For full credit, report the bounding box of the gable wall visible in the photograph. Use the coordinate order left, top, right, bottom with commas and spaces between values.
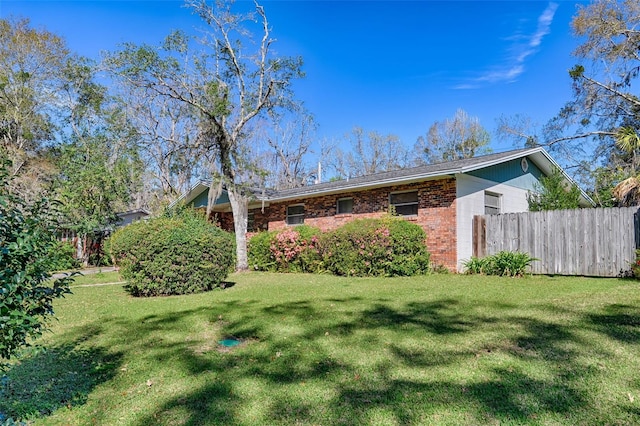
191, 189, 230, 208
255, 178, 458, 270
456, 174, 532, 271
467, 157, 543, 191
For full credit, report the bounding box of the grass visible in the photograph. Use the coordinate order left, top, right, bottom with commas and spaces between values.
2, 273, 639, 425
66, 270, 123, 287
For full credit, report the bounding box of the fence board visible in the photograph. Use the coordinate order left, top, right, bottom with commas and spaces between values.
474, 207, 640, 277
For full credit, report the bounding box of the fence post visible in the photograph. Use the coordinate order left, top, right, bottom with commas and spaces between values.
472, 215, 486, 258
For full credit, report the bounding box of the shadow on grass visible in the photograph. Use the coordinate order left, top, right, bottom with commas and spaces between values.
0, 343, 122, 422
122, 297, 613, 425
137, 382, 237, 426
25, 293, 638, 425
586, 304, 640, 344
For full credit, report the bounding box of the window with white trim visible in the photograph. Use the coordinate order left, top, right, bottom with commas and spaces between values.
484, 192, 501, 215
286, 204, 305, 225
337, 198, 353, 214
390, 191, 419, 216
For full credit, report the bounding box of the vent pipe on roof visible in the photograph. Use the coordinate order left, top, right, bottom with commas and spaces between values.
315, 162, 322, 184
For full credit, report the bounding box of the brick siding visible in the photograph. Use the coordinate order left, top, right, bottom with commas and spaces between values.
249, 178, 458, 271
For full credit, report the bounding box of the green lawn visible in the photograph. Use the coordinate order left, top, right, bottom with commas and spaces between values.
67, 270, 123, 287
3, 273, 640, 425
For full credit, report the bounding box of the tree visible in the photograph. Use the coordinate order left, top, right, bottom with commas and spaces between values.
527, 169, 582, 211
114, 84, 205, 207
415, 109, 491, 164
498, 1, 640, 204
105, 0, 303, 270
263, 110, 317, 189
568, 0, 640, 132
327, 127, 408, 179
558, 0, 640, 207
54, 135, 138, 265
589, 166, 627, 207
495, 113, 542, 148
610, 127, 640, 206
544, 0, 640, 165
0, 17, 72, 201
0, 157, 73, 366
52, 59, 142, 265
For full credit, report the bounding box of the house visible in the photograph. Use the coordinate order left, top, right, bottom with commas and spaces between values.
116, 209, 150, 227
58, 209, 151, 264
174, 147, 593, 271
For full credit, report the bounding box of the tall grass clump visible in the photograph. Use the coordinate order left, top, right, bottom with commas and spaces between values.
464, 251, 537, 277
108, 211, 235, 296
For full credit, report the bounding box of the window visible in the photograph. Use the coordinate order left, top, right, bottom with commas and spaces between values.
337, 198, 353, 214
484, 192, 501, 215
286, 205, 305, 225
390, 191, 419, 216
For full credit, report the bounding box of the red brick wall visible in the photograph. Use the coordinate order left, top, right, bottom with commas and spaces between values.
258, 178, 457, 270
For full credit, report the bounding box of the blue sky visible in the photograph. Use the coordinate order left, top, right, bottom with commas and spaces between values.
1, 0, 587, 153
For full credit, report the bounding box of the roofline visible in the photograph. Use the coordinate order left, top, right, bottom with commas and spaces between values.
527, 148, 596, 207
267, 173, 455, 202
266, 147, 549, 203
117, 208, 151, 216
171, 147, 596, 208
168, 181, 212, 208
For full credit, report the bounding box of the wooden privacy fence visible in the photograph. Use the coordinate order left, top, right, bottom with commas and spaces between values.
472, 207, 640, 277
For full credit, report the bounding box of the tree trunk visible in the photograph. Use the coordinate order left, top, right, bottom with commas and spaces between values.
75, 234, 83, 261
227, 188, 249, 271
77, 233, 90, 267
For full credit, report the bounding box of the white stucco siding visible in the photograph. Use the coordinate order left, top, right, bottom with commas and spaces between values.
456, 174, 531, 271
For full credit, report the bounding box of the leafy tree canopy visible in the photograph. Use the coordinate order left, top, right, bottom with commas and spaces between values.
0, 157, 73, 367
527, 169, 582, 211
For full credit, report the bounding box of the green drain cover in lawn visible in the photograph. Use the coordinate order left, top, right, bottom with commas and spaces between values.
218, 339, 241, 347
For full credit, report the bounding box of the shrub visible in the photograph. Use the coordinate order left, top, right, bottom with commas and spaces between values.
320, 217, 430, 277
47, 241, 81, 271
631, 249, 640, 278
464, 251, 537, 277
248, 225, 321, 273
248, 230, 277, 271
385, 218, 432, 276
462, 256, 489, 275
108, 211, 235, 296
0, 158, 73, 366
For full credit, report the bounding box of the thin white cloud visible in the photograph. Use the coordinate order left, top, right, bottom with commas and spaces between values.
456, 2, 558, 89
531, 3, 558, 47
477, 65, 525, 84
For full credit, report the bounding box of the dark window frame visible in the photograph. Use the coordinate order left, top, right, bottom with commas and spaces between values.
337, 197, 353, 214
286, 204, 305, 225
389, 190, 419, 217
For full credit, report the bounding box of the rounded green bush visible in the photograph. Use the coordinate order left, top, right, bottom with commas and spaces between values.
320, 217, 431, 277
108, 212, 235, 296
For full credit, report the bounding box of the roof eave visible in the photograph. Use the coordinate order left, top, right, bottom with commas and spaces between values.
168, 181, 211, 208
526, 149, 596, 207
265, 148, 547, 203
267, 172, 458, 203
